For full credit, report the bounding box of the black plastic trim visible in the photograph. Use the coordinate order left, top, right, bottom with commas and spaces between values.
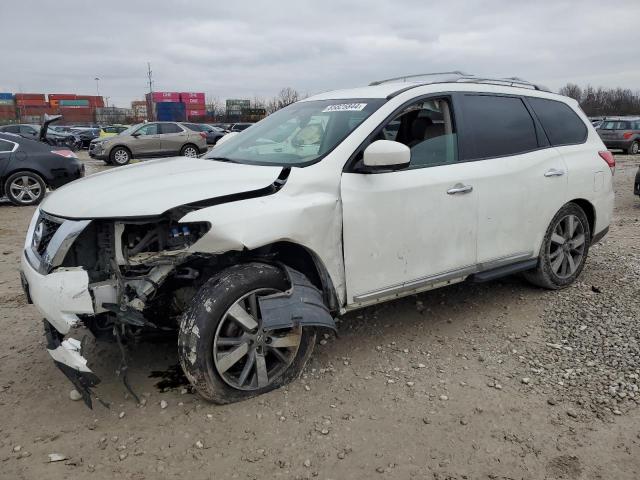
468, 258, 538, 283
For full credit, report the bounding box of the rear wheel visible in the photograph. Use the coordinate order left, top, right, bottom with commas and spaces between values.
178, 263, 316, 404
4, 171, 46, 206
524, 202, 590, 289
627, 141, 639, 155
180, 144, 199, 158
110, 147, 131, 166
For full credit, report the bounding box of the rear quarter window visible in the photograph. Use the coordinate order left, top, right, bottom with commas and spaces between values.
527, 97, 587, 146
461, 94, 539, 160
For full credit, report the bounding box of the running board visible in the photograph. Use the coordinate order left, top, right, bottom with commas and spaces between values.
468, 258, 538, 283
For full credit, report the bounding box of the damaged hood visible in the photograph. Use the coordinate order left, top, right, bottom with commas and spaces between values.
40, 157, 283, 219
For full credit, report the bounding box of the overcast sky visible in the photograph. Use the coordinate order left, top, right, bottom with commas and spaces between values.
2, 0, 639, 107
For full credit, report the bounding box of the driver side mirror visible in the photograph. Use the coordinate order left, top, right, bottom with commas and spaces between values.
131, 132, 141, 138
363, 140, 410, 170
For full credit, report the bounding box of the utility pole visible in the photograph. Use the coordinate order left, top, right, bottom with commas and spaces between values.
147, 63, 153, 95
95, 77, 100, 96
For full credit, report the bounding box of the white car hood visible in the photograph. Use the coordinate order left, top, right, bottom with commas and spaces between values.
41, 157, 283, 219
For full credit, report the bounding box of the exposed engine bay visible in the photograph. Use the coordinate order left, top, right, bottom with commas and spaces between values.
62, 216, 215, 340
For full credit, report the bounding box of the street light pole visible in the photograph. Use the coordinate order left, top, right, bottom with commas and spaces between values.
95, 77, 100, 96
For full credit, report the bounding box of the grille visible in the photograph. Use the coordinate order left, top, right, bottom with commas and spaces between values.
35, 217, 62, 256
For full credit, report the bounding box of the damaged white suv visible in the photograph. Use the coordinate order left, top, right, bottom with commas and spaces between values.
21, 73, 614, 407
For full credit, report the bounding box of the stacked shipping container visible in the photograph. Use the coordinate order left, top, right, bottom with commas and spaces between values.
145, 91, 206, 121
0, 93, 16, 121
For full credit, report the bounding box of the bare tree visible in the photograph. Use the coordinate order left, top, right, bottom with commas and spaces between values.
277, 87, 300, 109
206, 95, 224, 119
558, 83, 640, 116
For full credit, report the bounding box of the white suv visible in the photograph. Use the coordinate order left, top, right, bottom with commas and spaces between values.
20, 73, 614, 407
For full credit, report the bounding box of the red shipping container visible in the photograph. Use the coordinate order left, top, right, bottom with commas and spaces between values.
15, 93, 46, 101
184, 97, 206, 105
49, 94, 77, 100
187, 109, 206, 117
152, 92, 180, 102
16, 99, 48, 107
180, 92, 205, 102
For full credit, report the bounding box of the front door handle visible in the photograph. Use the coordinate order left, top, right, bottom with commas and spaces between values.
544, 168, 565, 177
447, 183, 473, 195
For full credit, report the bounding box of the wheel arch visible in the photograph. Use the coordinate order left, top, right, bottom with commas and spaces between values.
568, 198, 595, 238
2, 168, 48, 195
248, 241, 340, 314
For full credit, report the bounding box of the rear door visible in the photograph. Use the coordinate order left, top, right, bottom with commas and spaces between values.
457, 93, 567, 265
159, 122, 186, 154
0, 138, 18, 179
131, 123, 161, 156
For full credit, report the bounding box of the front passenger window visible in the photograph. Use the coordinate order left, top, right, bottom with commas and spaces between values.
136, 124, 158, 136
378, 98, 458, 169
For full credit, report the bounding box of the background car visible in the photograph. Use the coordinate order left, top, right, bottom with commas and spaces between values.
100, 124, 129, 138
0, 132, 84, 205
229, 122, 253, 132
70, 127, 101, 149
89, 121, 207, 165
0, 124, 40, 138
183, 122, 225, 145
597, 117, 640, 154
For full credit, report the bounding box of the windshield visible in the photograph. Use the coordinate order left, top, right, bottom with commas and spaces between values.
600, 120, 631, 130
204, 99, 385, 166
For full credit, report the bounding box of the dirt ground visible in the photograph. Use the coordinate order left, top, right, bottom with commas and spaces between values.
1, 153, 640, 480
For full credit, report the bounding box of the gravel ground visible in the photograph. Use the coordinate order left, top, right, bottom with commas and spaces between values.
1, 152, 640, 479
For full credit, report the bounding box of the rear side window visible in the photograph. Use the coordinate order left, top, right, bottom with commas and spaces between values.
461, 95, 538, 159
528, 97, 587, 146
161, 123, 182, 134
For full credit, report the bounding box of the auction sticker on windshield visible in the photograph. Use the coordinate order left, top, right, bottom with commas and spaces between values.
322, 103, 367, 112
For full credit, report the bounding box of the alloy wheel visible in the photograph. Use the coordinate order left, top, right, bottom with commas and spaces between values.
113, 149, 129, 165
548, 214, 586, 279
9, 175, 42, 204
631, 142, 639, 155
213, 289, 302, 391
183, 146, 198, 158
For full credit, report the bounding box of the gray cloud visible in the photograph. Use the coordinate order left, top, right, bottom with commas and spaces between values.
1, 0, 639, 106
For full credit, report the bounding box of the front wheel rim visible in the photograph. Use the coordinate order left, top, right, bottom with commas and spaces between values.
548, 214, 586, 279
213, 288, 302, 391
113, 150, 128, 164
9, 175, 41, 203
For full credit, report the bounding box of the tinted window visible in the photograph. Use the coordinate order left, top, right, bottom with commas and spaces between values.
161, 123, 182, 134
183, 123, 206, 132
601, 120, 631, 130
528, 97, 587, 145
3, 125, 19, 133
0, 139, 15, 152
462, 95, 538, 159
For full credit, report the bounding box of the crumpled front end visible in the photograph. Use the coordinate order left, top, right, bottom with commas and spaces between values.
20, 208, 211, 407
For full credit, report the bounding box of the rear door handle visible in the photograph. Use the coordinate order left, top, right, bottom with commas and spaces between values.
447, 183, 473, 195
544, 168, 565, 177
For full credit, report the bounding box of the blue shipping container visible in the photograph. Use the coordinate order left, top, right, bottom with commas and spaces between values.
0, 93, 14, 100
155, 102, 185, 121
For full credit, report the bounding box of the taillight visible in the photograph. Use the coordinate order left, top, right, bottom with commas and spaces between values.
599, 150, 615, 174
199, 132, 206, 139
623, 132, 633, 139
51, 149, 77, 158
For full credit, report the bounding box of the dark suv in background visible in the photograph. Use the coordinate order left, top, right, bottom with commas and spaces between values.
597, 117, 640, 155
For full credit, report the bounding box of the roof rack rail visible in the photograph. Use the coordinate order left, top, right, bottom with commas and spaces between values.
370, 72, 550, 93
369, 71, 470, 86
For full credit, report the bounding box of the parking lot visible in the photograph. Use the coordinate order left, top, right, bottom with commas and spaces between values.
1, 152, 639, 479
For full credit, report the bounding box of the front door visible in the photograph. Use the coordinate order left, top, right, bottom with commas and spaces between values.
341, 96, 478, 306
131, 123, 161, 156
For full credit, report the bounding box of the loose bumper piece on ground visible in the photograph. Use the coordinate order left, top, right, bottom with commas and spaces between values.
44, 320, 100, 409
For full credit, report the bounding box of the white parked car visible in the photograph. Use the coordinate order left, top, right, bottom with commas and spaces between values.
20, 73, 614, 407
